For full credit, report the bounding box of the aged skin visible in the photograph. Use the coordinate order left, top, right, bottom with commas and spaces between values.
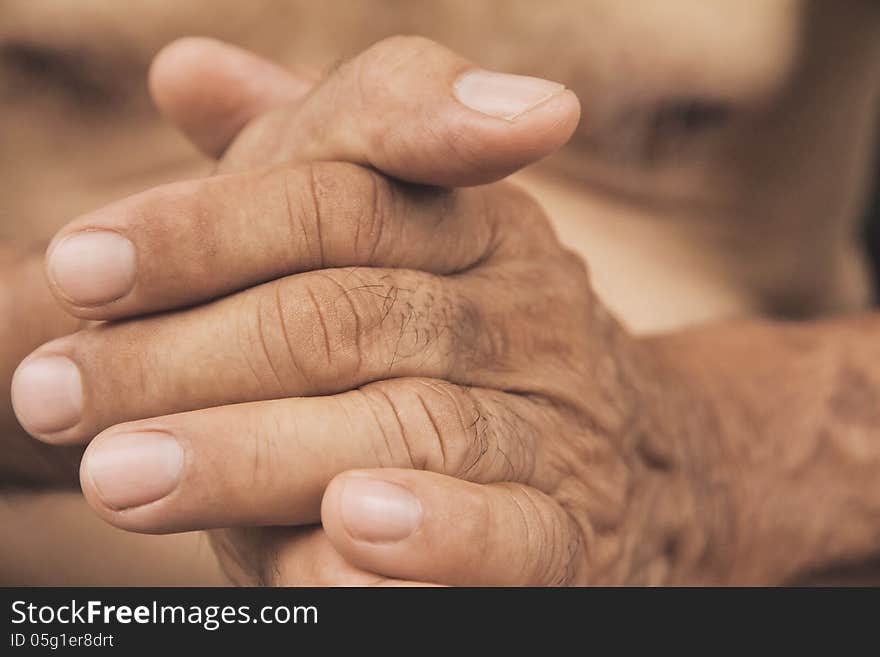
1, 0, 879, 584
648, 318, 880, 584
6, 32, 877, 587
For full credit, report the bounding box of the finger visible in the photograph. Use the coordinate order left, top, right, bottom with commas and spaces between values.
149, 37, 317, 158
17, 262, 534, 444
0, 246, 85, 485
322, 469, 585, 586
15, 266, 458, 443
221, 35, 581, 186
44, 163, 552, 320
47, 35, 573, 320
211, 526, 440, 587
78, 378, 542, 531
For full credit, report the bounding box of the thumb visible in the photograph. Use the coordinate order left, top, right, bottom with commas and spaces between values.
220, 35, 581, 186
321, 469, 585, 586
148, 37, 318, 158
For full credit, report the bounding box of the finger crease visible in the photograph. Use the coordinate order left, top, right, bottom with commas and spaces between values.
256, 298, 286, 395
375, 387, 419, 469
274, 282, 315, 390
355, 390, 398, 468
306, 287, 333, 365
307, 166, 326, 269
416, 393, 447, 474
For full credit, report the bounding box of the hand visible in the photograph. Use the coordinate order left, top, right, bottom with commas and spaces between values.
18, 37, 608, 586
15, 37, 880, 586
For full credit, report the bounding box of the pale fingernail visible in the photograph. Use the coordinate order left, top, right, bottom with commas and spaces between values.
340, 476, 422, 542
454, 69, 566, 120
85, 432, 183, 510
11, 356, 83, 437
48, 230, 136, 306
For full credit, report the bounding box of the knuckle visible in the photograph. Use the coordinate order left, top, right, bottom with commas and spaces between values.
409, 380, 493, 478
341, 36, 431, 108
346, 387, 416, 469
252, 268, 481, 395
254, 268, 462, 394
342, 35, 455, 160
274, 272, 369, 390
458, 486, 494, 577
331, 164, 395, 264
285, 163, 396, 267
379, 272, 457, 373
507, 486, 581, 585
452, 287, 509, 369
316, 268, 458, 377
501, 486, 547, 580
363, 379, 477, 474
282, 163, 330, 269
540, 500, 584, 586
362, 35, 444, 70
233, 290, 291, 396
354, 170, 397, 264
235, 273, 371, 397
360, 379, 533, 482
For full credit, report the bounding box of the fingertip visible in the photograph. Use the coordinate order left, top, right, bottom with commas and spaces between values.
45, 229, 137, 311
149, 37, 315, 157
11, 353, 84, 444
446, 85, 582, 186
362, 63, 582, 186
538, 88, 582, 148
148, 37, 223, 117
81, 429, 183, 513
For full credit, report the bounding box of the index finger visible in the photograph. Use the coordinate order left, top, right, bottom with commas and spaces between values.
43, 163, 551, 320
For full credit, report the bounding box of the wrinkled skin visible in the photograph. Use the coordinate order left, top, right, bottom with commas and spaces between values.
1, 1, 880, 585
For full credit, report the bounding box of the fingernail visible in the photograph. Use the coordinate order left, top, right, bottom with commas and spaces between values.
48, 230, 136, 306
85, 432, 183, 510
454, 69, 566, 120
340, 476, 422, 542
11, 356, 83, 436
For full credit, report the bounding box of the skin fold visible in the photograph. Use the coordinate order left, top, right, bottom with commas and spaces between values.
1, 0, 879, 584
